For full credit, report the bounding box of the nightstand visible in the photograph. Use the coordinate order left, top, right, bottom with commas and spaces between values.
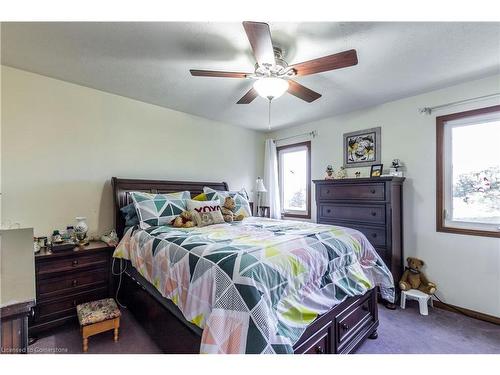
29, 241, 114, 336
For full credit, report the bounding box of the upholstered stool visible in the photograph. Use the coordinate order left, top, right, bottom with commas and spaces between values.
76, 298, 121, 352
400, 289, 433, 316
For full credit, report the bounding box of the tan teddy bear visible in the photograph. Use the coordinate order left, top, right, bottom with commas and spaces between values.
171, 211, 196, 228
399, 257, 437, 295
220, 196, 244, 223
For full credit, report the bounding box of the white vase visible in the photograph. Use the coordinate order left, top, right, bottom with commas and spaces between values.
75, 217, 88, 239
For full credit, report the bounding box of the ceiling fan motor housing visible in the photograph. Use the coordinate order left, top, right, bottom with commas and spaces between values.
254, 46, 295, 78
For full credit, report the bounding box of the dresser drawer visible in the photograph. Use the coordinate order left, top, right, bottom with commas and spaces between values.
294, 322, 331, 354
319, 203, 386, 224
318, 183, 385, 201
37, 267, 108, 301
336, 295, 374, 347
37, 252, 109, 277
303, 331, 329, 354
35, 287, 108, 322
321, 221, 387, 247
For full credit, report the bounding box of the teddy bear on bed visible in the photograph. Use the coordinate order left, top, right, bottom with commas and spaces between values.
171, 211, 196, 228
221, 196, 244, 223
399, 257, 437, 295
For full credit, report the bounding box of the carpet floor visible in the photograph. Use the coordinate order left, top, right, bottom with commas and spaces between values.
30, 301, 500, 354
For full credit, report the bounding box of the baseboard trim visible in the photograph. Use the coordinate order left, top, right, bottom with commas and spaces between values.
433, 300, 500, 325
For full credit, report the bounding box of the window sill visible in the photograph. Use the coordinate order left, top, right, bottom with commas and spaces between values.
282, 213, 311, 220
437, 225, 500, 238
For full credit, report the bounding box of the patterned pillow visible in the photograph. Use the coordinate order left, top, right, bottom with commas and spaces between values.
203, 187, 252, 218
186, 199, 221, 214
120, 203, 139, 227
190, 210, 225, 227
192, 192, 209, 201
130, 191, 190, 229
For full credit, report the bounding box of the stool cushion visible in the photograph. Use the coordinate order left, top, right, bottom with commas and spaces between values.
77, 298, 121, 326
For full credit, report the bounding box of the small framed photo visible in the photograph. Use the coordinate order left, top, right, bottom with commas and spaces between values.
370, 164, 383, 177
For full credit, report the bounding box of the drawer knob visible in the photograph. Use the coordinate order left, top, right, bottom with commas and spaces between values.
372, 233, 377, 238
326, 190, 330, 194
315, 345, 324, 354
326, 209, 331, 213
341, 323, 350, 330
72, 279, 78, 287
72, 260, 79, 266
371, 212, 377, 216
72, 300, 77, 307
370, 189, 376, 194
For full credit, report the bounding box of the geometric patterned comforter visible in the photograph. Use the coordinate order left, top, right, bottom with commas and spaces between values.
113, 217, 394, 354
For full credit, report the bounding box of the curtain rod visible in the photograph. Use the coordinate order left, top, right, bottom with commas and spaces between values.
274, 130, 317, 143
419, 93, 500, 115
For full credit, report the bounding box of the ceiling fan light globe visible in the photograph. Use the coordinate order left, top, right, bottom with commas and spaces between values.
253, 77, 289, 99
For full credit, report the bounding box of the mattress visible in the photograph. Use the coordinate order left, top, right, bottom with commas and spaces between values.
113, 217, 394, 353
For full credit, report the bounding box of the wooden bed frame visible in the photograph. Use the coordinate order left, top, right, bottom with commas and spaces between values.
111, 177, 379, 354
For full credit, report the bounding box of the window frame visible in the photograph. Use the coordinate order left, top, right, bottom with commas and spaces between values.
436, 104, 500, 238
276, 141, 311, 219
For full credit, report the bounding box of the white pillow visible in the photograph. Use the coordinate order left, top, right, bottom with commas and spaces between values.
186, 199, 222, 214
190, 210, 225, 227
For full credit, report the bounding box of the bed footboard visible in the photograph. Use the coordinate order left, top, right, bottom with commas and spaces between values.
117, 268, 378, 354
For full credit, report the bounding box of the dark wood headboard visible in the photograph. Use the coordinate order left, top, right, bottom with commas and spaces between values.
112, 177, 229, 238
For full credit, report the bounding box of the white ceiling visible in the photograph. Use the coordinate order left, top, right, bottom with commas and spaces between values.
2, 22, 500, 131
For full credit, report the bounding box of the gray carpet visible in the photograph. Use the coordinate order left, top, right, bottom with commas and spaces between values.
30, 301, 500, 354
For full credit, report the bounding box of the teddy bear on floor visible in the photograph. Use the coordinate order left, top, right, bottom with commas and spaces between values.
171, 211, 196, 228
220, 196, 244, 223
399, 257, 437, 295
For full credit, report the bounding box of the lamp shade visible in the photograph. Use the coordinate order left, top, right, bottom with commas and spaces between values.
253, 77, 289, 99
255, 177, 267, 193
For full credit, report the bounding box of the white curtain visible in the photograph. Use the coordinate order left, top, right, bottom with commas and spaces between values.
263, 139, 281, 219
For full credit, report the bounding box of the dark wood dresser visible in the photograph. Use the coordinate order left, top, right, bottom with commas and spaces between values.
29, 241, 114, 335
313, 177, 405, 286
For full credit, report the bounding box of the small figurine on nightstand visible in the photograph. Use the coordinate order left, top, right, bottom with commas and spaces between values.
324, 165, 335, 180
336, 166, 347, 179
355, 171, 361, 178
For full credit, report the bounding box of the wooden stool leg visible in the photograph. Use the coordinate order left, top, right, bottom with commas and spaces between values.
113, 318, 120, 342
83, 337, 89, 352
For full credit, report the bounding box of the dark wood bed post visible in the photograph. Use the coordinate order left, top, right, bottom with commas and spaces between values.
111, 177, 379, 354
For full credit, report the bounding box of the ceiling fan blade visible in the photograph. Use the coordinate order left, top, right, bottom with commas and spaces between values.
190, 70, 250, 78
242, 21, 275, 67
291, 49, 358, 76
287, 80, 322, 103
236, 87, 258, 104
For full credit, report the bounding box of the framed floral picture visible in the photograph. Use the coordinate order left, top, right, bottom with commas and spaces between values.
343, 127, 381, 168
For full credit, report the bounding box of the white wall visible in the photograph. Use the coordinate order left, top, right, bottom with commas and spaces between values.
270, 74, 500, 317
1, 66, 265, 237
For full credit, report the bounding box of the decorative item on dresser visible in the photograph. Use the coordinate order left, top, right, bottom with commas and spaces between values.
29, 241, 114, 336
313, 176, 405, 307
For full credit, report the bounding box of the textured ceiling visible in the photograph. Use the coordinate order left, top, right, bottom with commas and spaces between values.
2, 22, 500, 131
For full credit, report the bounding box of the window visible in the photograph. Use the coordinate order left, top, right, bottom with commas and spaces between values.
436, 105, 500, 238
277, 141, 311, 219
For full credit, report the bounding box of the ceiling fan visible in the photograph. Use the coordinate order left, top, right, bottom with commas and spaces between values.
190, 21, 358, 104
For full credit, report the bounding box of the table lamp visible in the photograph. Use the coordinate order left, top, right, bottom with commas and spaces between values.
255, 177, 267, 216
